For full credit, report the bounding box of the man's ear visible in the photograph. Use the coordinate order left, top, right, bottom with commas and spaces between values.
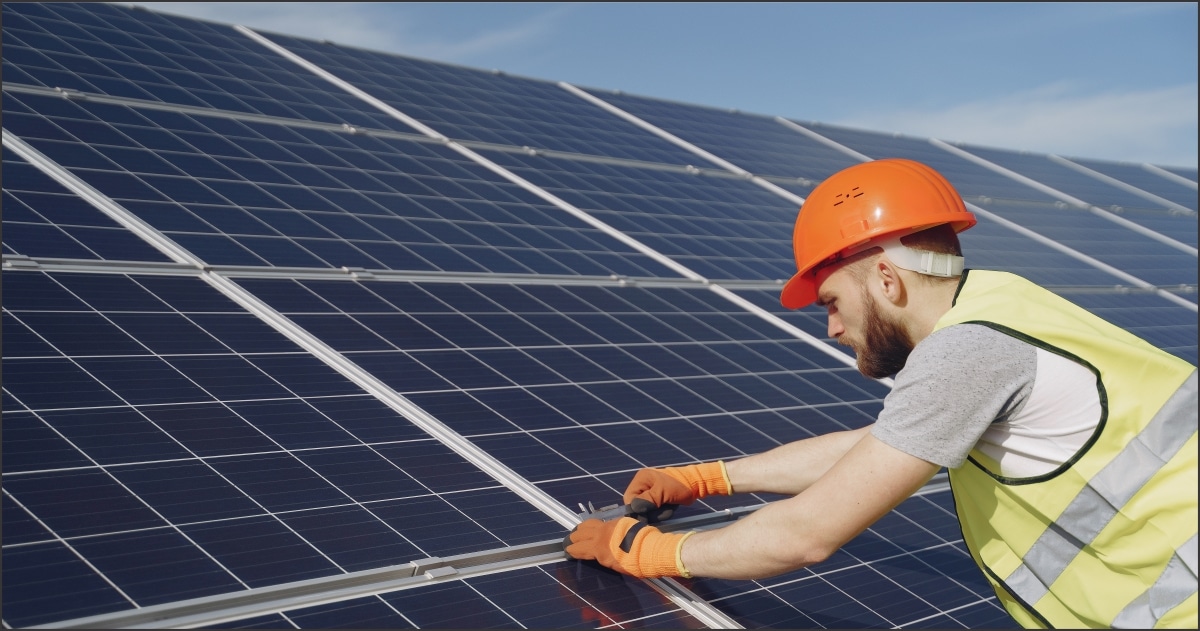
873, 258, 906, 306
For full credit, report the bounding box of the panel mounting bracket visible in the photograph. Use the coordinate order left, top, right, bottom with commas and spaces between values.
2, 254, 40, 270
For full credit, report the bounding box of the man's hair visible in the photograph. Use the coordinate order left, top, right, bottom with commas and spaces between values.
899, 223, 963, 256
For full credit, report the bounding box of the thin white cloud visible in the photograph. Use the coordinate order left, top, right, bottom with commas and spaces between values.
834, 83, 1199, 168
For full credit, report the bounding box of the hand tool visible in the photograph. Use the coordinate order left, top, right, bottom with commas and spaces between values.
576, 499, 678, 524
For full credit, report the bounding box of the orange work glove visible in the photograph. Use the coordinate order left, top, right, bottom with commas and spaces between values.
623, 461, 733, 514
563, 516, 697, 579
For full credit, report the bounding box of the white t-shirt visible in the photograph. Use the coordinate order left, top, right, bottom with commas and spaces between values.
871, 323, 1102, 478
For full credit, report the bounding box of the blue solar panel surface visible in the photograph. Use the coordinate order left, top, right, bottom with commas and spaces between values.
591, 89, 861, 181
3, 2, 1194, 629
2, 150, 171, 262
1, 270, 574, 626
3, 90, 679, 278
1068, 157, 1199, 212
955, 144, 1198, 248
1, 2, 415, 132
260, 31, 705, 165
480, 149, 805, 281
229, 278, 883, 512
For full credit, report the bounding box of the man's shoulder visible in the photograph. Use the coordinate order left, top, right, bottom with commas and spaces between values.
910, 322, 1034, 365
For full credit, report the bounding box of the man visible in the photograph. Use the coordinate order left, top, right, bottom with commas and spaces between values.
564, 158, 1197, 628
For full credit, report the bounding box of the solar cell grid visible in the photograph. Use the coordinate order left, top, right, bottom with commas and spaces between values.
226, 277, 885, 524
259, 31, 707, 165
963, 144, 1184, 212
2, 2, 414, 133
2, 151, 171, 262
593, 89, 862, 182
792, 122, 1066, 204
4, 90, 680, 278
481, 149, 804, 281
679, 493, 1017, 629
971, 200, 1197, 287
232, 563, 709, 629
1068, 157, 1199, 212
0, 269, 569, 628
946, 145, 1198, 250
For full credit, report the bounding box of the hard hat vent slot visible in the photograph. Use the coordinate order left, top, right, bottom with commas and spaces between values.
831, 187, 864, 207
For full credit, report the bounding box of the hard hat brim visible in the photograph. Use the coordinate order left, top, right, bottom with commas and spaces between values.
780, 270, 817, 310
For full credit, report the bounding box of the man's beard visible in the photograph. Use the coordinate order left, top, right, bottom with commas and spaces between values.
844, 291, 915, 379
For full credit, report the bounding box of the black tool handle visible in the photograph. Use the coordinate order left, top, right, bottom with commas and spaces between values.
628, 498, 679, 524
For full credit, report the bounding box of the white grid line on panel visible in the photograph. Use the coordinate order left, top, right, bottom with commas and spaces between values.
558, 82, 807, 208
3, 130, 205, 267
1047, 153, 1196, 216
234, 25, 707, 286
1143, 163, 1199, 190
3, 127, 585, 529
3, 301, 438, 577
932, 138, 1196, 256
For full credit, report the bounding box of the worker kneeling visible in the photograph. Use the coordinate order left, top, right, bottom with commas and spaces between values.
564, 159, 1198, 629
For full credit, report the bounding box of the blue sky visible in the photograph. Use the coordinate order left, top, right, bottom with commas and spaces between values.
136, 2, 1198, 168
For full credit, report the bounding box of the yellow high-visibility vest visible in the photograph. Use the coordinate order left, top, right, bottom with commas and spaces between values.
936, 270, 1197, 628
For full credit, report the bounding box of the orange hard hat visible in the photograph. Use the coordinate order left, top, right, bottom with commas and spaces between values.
780, 158, 976, 309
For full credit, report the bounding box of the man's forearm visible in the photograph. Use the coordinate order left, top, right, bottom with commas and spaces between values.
681, 431, 938, 580
679, 496, 833, 579
724, 426, 871, 495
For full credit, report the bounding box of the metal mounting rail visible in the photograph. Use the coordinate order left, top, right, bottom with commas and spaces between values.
34, 471, 954, 629
236, 25, 708, 289
932, 138, 1197, 257
1142, 163, 1199, 190
963, 201, 1198, 313
558, 82, 807, 208
3, 130, 206, 268
1048, 154, 1196, 217
32, 507, 762, 629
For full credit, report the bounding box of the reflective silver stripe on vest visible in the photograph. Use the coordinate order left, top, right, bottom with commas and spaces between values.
1004, 371, 1197, 609
1111, 534, 1199, 628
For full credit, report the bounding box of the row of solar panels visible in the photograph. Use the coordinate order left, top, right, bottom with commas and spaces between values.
3, 2, 1196, 629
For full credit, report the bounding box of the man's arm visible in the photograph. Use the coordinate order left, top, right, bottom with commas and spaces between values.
681, 431, 939, 579
725, 425, 871, 496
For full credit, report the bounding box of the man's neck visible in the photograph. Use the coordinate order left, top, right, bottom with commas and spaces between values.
904, 277, 960, 346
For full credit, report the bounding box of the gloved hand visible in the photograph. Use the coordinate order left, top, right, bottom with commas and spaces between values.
563, 516, 695, 579
623, 461, 732, 519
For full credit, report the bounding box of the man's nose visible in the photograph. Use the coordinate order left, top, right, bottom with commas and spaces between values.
827, 314, 844, 340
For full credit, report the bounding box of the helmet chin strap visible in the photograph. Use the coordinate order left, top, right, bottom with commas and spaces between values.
876, 236, 964, 277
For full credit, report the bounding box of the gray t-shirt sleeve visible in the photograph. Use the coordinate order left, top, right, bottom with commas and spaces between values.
871, 323, 1036, 468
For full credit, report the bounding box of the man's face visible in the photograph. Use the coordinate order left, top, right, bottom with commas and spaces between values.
815, 263, 915, 379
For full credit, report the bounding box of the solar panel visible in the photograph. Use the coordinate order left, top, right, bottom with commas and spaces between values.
257, 31, 705, 165
478, 149, 804, 281
1, 150, 171, 263
4, 3, 1195, 629
0, 269, 579, 626
1066, 156, 1199, 212
1, 2, 414, 132
591, 89, 862, 181
4, 89, 678, 278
